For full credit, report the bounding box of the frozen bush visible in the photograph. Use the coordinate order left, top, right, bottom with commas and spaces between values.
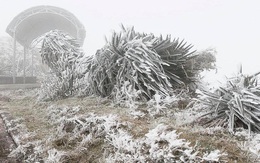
39, 30, 86, 100
198, 68, 260, 134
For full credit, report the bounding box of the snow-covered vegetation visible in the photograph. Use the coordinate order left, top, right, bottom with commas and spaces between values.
1, 89, 259, 162
6, 104, 228, 162
36, 26, 260, 162
80, 26, 216, 102
1, 25, 260, 162
38, 30, 85, 100
38, 26, 215, 106
198, 67, 260, 134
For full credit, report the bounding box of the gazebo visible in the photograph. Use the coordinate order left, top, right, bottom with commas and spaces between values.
6, 5, 86, 84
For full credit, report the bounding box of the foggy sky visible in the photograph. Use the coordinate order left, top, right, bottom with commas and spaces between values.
1, 0, 260, 82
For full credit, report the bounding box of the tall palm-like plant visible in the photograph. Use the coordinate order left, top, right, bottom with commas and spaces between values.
84, 26, 200, 101
40, 30, 84, 98
40, 30, 83, 76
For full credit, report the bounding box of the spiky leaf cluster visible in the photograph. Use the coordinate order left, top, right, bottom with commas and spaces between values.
85, 26, 200, 100
40, 30, 83, 77
40, 30, 84, 98
199, 70, 260, 133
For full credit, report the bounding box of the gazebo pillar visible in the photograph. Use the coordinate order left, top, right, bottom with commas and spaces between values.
23, 46, 28, 84
12, 32, 17, 84
31, 50, 34, 76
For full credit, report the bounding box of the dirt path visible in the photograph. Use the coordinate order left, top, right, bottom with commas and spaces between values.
0, 112, 17, 163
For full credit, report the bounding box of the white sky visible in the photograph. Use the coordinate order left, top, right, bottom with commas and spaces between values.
1, 0, 260, 82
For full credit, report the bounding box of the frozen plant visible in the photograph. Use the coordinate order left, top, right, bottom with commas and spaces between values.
38, 73, 65, 101
105, 129, 143, 162
46, 149, 66, 163
198, 68, 260, 134
113, 81, 142, 109
38, 30, 86, 100
105, 124, 226, 162
147, 92, 178, 116
144, 124, 197, 162
202, 150, 227, 162
4, 114, 44, 162
84, 25, 212, 106
46, 105, 81, 124
236, 129, 260, 161
42, 105, 130, 162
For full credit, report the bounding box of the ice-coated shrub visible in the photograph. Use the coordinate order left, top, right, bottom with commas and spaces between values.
198, 68, 260, 134
38, 73, 66, 101
39, 30, 85, 100
83, 25, 202, 102
37, 26, 216, 110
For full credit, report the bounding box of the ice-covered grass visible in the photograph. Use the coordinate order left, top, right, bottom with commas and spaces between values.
235, 128, 260, 161
105, 123, 227, 162
173, 102, 208, 126
6, 106, 226, 162
1, 88, 259, 162
4, 103, 227, 162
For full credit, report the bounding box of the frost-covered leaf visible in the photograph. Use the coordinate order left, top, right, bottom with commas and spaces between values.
203, 150, 227, 162
197, 69, 260, 133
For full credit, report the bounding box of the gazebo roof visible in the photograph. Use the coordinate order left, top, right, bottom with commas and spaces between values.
6, 5, 86, 47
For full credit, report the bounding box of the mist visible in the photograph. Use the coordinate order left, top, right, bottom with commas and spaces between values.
1, 0, 260, 81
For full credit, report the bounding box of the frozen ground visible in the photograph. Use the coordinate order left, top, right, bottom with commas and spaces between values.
0, 88, 259, 162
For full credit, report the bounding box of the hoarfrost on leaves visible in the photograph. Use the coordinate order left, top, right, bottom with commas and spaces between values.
105, 123, 226, 162
38, 30, 86, 100
202, 150, 227, 162
5, 104, 228, 162
147, 92, 177, 116
236, 128, 260, 159
46, 149, 65, 163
